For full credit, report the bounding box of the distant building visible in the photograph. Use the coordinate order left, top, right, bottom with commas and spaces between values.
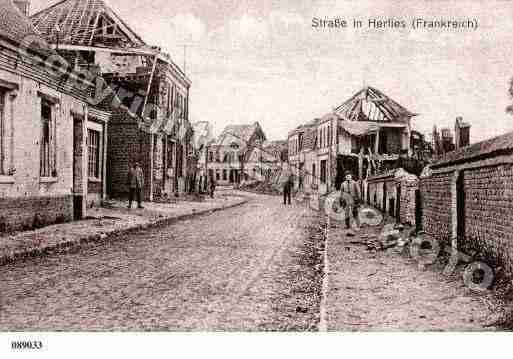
432, 117, 471, 157
201, 122, 267, 185
455, 117, 471, 150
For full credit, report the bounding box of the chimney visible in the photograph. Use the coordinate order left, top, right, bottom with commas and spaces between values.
455, 117, 471, 149
13, 1, 30, 16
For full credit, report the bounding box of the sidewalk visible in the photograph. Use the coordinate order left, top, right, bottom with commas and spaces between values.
0, 193, 247, 266
324, 218, 497, 331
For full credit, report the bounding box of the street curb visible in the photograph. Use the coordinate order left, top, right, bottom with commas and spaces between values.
318, 215, 330, 332
0, 196, 249, 267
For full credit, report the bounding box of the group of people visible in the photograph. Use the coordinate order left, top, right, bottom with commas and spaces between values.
282, 170, 361, 230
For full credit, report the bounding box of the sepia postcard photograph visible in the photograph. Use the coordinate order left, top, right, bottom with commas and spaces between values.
0, 0, 512, 357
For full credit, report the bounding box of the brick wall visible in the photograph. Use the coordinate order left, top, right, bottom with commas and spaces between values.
107, 113, 151, 200
399, 178, 418, 227
463, 164, 513, 269
0, 196, 73, 233
419, 172, 453, 247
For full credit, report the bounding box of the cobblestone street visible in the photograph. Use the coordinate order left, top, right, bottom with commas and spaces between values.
0, 192, 322, 331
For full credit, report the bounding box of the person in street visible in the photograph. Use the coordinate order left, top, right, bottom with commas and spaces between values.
340, 170, 361, 229
127, 162, 144, 209
209, 175, 216, 199
283, 174, 293, 205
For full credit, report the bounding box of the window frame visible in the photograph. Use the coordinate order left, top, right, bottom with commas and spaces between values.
40, 99, 56, 178
87, 128, 101, 180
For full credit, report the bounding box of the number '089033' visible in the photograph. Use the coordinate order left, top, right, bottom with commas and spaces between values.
11, 341, 43, 350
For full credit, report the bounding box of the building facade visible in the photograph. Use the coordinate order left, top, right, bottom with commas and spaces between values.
201, 122, 267, 186
0, 0, 110, 232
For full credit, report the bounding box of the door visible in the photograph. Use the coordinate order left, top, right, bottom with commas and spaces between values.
396, 184, 401, 223
456, 171, 466, 246
73, 118, 84, 220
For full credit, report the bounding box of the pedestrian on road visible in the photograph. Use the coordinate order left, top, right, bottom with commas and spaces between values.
209, 175, 216, 199
340, 170, 361, 229
127, 162, 144, 209
283, 175, 293, 205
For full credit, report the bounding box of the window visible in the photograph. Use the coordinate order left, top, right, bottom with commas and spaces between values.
0, 91, 5, 175
40, 99, 55, 177
312, 163, 316, 184
216, 170, 220, 181
223, 169, 227, 181
87, 129, 101, 179
320, 160, 327, 184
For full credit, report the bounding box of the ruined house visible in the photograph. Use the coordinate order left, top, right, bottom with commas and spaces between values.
0, 0, 110, 232
289, 86, 417, 196
30, 0, 193, 201
244, 140, 288, 183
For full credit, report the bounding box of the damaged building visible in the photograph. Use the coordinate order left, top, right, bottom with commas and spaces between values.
30, 0, 193, 201
0, 0, 110, 232
288, 86, 417, 195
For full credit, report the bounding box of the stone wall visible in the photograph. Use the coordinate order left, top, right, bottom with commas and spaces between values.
0, 195, 73, 233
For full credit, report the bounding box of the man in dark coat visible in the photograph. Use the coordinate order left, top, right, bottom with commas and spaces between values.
127, 162, 144, 209
340, 170, 361, 229
209, 175, 216, 199
283, 175, 293, 205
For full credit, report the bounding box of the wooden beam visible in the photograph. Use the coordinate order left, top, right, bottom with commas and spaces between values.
375, 129, 380, 154
89, 11, 101, 45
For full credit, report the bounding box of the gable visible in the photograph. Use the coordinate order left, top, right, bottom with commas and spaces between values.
334, 86, 416, 123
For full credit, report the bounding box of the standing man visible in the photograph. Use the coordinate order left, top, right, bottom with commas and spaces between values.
341, 170, 361, 229
127, 162, 144, 209
209, 174, 216, 199
283, 174, 293, 205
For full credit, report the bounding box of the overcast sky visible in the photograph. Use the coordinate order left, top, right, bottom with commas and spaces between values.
31, 0, 513, 142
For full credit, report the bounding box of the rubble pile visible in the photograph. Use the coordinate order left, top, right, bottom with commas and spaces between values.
349, 223, 413, 252
240, 181, 282, 196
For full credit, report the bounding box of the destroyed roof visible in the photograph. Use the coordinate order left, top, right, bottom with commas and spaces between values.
0, 0, 49, 48
31, 0, 146, 48
432, 130, 513, 168
334, 86, 417, 123
216, 122, 266, 147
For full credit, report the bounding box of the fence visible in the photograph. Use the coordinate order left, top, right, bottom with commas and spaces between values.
365, 168, 420, 228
